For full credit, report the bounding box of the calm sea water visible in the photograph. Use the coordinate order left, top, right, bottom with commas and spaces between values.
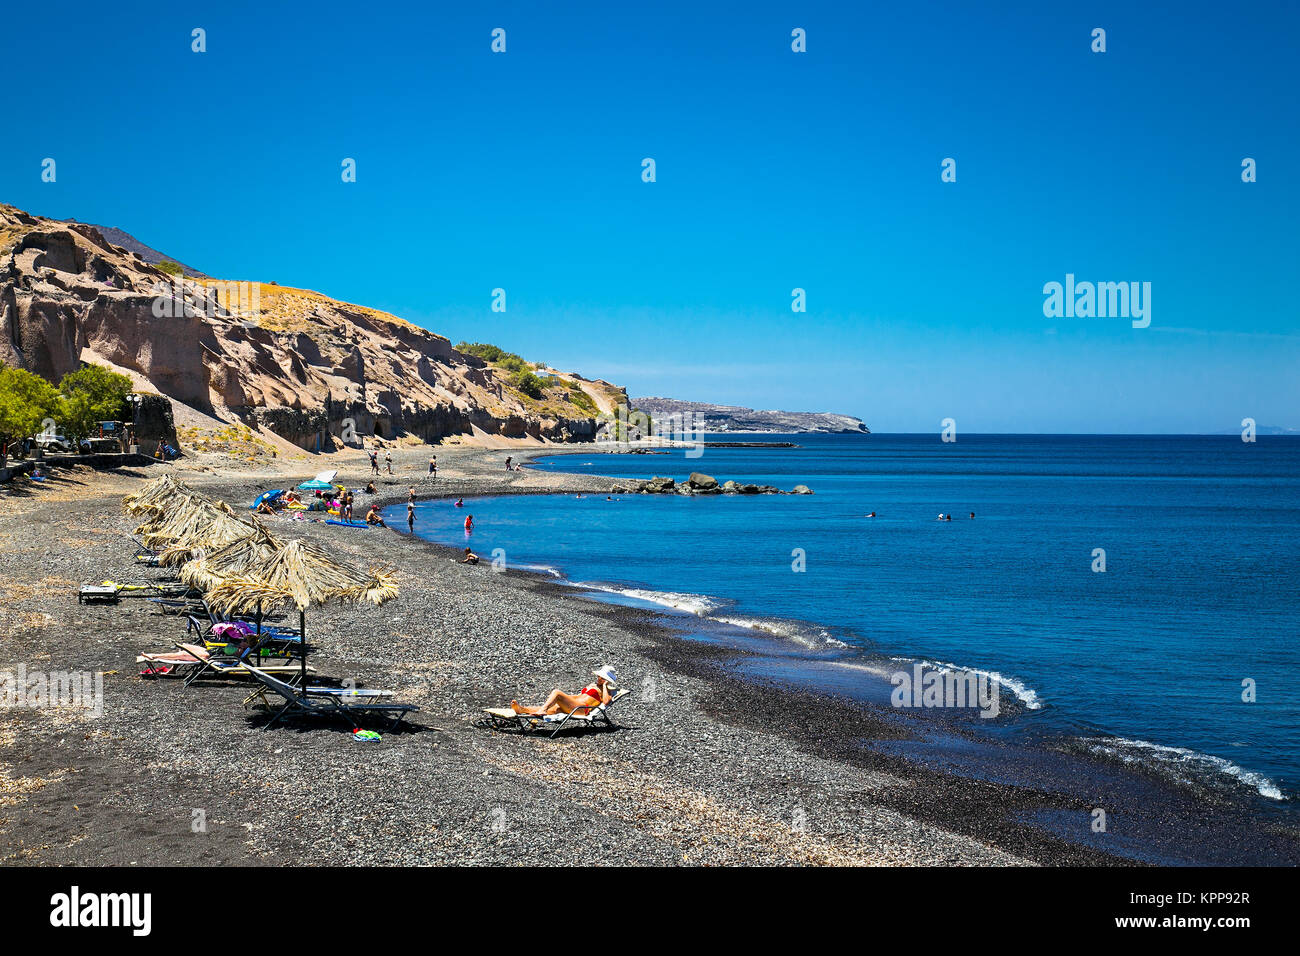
399, 434, 1300, 807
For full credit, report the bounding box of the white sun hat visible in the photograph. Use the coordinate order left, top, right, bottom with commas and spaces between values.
593, 665, 618, 686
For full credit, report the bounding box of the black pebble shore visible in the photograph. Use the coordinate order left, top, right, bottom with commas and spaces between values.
1, 444, 1293, 866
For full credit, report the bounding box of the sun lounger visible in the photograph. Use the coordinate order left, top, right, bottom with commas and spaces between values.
479, 689, 631, 737
240, 663, 419, 731
78, 585, 119, 605
169, 642, 317, 687
241, 683, 394, 710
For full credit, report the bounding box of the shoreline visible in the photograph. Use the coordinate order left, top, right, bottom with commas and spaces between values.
1, 443, 1295, 865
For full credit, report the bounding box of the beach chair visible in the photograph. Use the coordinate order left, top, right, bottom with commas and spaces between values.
241, 682, 394, 711
479, 689, 631, 738
78, 584, 119, 605
132, 539, 161, 567
186, 615, 306, 655
170, 642, 318, 687
240, 663, 420, 731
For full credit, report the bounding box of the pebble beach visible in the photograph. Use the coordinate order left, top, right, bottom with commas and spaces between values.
0, 444, 1219, 866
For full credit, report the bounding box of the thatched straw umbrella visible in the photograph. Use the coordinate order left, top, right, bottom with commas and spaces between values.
179, 526, 285, 592
122, 474, 208, 516
155, 510, 268, 568
205, 539, 398, 693
135, 497, 255, 556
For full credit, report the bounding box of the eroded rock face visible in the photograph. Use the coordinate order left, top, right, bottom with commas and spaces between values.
0, 203, 605, 449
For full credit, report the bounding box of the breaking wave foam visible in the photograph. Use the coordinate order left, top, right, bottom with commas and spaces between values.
900, 657, 1045, 711
1083, 735, 1285, 801
571, 582, 726, 617
711, 614, 849, 649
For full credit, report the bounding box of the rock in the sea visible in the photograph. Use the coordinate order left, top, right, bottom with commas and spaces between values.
721, 480, 740, 494
687, 472, 719, 491
645, 476, 676, 493
790, 484, 813, 495
738, 484, 761, 494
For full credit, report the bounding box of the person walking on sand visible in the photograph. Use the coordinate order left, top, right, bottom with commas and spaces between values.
428, 456, 436, 477
505, 455, 512, 470
369, 449, 379, 476
385, 451, 393, 474
407, 502, 415, 533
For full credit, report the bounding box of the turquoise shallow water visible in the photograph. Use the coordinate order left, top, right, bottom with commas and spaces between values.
396, 434, 1300, 808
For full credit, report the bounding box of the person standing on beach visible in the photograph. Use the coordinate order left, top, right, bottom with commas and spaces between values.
369, 449, 379, 476
429, 456, 437, 477
407, 502, 415, 533
385, 451, 393, 474
505, 455, 512, 470
408, 486, 416, 504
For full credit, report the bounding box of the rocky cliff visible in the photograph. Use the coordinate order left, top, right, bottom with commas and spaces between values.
0, 203, 623, 450
632, 397, 869, 434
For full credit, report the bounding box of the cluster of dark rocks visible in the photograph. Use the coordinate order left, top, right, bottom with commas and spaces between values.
611, 472, 813, 496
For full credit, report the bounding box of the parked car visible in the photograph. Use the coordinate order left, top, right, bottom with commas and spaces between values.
34, 430, 72, 453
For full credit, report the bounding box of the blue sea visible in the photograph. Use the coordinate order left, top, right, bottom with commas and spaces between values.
397, 434, 1300, 813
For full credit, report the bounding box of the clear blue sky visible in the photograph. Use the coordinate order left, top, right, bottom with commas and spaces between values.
3, 0, 1297, 432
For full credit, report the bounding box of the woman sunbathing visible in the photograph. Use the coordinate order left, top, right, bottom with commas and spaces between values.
510, 666, 617, 716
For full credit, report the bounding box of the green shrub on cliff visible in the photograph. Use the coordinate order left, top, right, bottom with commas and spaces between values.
510, 370, 546, 399
456, 341, 531, 375
567, 387, 597, 413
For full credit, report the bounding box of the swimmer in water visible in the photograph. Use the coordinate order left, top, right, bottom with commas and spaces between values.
454, 498, 464, 508
464, 514, 473, 533
867, 511, 876, 518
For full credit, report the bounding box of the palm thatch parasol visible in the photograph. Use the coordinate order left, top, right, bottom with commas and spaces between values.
135, 495, 238, 546
139, 499, 265, 565
179, 525, 285, 592
204, 539, 399, 693
122, 474, 210, 517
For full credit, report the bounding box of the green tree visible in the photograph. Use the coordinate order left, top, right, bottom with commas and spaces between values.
58, 365, 132, 446
511, 370, 545, 399
0, 366, 64, 455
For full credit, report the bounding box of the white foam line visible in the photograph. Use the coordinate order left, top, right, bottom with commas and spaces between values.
899, 657, 1045, 711
570, 582, 725, 616
711, 615, 849, 649
1083, 735, 1286, 801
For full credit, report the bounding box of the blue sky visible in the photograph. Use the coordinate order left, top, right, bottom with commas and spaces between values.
3, 0, 1297, 432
